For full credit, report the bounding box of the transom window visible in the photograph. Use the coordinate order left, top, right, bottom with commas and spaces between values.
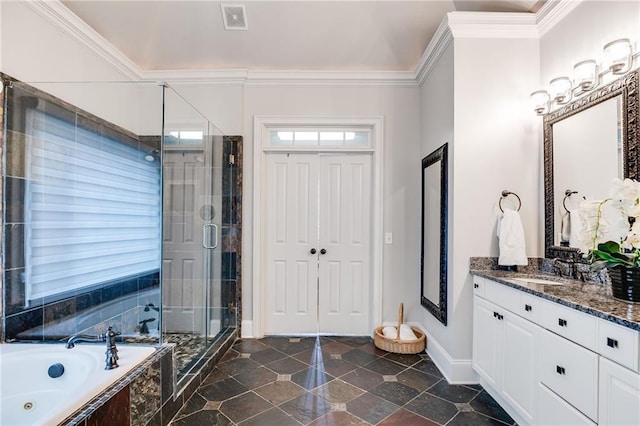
269, 129, 371, 147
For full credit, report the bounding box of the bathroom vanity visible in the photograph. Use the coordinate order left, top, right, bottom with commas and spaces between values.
471, 270, 640, 426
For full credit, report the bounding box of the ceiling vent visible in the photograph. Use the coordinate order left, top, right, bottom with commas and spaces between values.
221, 4, 248, 30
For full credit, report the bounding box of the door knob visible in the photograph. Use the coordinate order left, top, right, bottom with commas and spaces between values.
310, 248, 317, 254
320, 249, 327, 255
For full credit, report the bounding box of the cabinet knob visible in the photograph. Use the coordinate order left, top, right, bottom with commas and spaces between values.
524, 304, 532, 312
474, 283, 479, 289
320, 248, 327, 255
556, 365, 566, 375
558, 318, 567, 327
310, 248, 317, 254
607, 337, 619, 348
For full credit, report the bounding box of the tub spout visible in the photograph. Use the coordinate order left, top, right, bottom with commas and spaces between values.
65, 334, 104, 349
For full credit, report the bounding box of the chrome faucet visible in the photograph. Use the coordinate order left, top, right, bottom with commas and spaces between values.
66, 326, 121, 370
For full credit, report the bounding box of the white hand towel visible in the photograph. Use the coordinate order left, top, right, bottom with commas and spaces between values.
560, 211, 570, 244
568, 208, 584, 249
399, 324, 418, 341
497, 210, 528, 266
382, 326, 397, 339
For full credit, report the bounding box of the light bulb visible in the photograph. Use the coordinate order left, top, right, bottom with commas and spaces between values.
530, 90, 550, 115
603, 38, 632, 74
573, 60, 598, 92
549, 77, 572, 104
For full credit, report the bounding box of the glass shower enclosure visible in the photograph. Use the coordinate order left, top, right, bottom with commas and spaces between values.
161, 86, 234, 383
0, 77, 236, 388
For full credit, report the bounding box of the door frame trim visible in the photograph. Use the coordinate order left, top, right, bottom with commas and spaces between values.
252, 115, 384, 337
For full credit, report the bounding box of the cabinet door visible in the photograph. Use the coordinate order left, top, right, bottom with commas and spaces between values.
538, 383, 596, 426
599, 357, 640, 426
502, 311, 538, 425
473, 297, 502, 390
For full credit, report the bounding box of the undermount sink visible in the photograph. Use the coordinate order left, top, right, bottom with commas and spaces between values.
511, 277, 564, 286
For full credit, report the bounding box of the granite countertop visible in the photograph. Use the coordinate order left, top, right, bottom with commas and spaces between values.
471, 269, 640, 332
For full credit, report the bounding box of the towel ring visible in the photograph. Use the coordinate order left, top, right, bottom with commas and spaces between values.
499, 190, 521, 212
562, 190, 578, 213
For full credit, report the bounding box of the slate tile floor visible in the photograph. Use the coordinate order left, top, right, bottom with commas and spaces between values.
170, 336, 516, 425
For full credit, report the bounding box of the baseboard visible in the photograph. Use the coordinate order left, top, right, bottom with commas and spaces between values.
241, 320, 254, 338
408, 322, 479, 384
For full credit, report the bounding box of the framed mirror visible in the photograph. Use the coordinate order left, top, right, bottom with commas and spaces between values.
545, 70, 640, 260
421, 143, 448, 325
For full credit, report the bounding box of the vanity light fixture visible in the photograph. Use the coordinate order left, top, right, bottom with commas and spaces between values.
573, 59, 599, 92
530, 90, 550, 115
603, 38, 633, 74
549, 77, 572, 104
531, 37, 638, 115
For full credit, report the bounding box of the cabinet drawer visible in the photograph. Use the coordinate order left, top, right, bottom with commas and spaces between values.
537, 383, 596, 426
484, 279, 521, 313
539, 329, 598, 421
519, 291, 541, 323
472, 276, 485, 297
539, 301, 597, 350
598, 320, 640, 372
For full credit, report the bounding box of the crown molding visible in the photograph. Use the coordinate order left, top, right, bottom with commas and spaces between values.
536, 0, 583, 37
21, 0, 143, 80
140, 69, 249, 85
244, 70, 417, 87
415, 17, 453, 86
446, 11, 539, 39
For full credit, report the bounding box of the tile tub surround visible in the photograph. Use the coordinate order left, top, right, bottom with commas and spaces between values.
170, 336, 516, 426
58, 344, 173, 426
471, 268, 640, 331
59, 328, 237, 426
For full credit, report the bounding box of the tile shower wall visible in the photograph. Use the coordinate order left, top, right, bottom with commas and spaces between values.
1, 76, 161, 342
221, 135, 242, 334
1, 74, 6, 341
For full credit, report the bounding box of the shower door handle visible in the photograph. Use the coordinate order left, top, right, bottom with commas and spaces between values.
202, 224, 218, 249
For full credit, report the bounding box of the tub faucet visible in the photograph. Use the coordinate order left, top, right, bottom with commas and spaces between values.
65, 334, 104, 349
66, 326, 121, 370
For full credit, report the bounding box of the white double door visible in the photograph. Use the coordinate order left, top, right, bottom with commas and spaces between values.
265, 152, 372, 335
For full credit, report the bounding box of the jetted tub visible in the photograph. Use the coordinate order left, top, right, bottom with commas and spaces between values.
0, 343, 156, 426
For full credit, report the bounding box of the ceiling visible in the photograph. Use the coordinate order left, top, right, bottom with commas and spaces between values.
61, 0, 545, 72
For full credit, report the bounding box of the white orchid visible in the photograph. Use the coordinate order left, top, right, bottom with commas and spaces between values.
579, 178, 640, 270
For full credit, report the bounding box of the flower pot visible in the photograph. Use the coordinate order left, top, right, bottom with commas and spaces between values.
608, 266, 640, 303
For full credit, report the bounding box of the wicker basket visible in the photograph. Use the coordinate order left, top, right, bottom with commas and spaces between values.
374, 303, 426, 354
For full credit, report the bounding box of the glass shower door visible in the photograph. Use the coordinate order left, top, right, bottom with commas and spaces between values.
161, 87, 224, 381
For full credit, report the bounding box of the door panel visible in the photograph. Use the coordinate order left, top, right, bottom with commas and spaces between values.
265, 154, 320, 333
162, 152, 207, 333
318, 155, 372, 335
265, 153, 371, 335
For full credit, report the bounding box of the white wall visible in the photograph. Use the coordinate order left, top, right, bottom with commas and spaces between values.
0, 2, 162, 135
241, 84, 421, 329
419, 40, 455, 366
162, 84, 244, 135
419, 33, 540, 382
540, 1, 640, 88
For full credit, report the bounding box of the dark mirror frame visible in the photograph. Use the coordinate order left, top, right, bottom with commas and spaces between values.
421, 143, 448, 325
544, 70, 640, 261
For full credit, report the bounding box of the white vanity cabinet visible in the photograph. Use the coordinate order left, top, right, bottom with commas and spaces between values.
472, 275, 640, 426
472, 278, 538, 425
